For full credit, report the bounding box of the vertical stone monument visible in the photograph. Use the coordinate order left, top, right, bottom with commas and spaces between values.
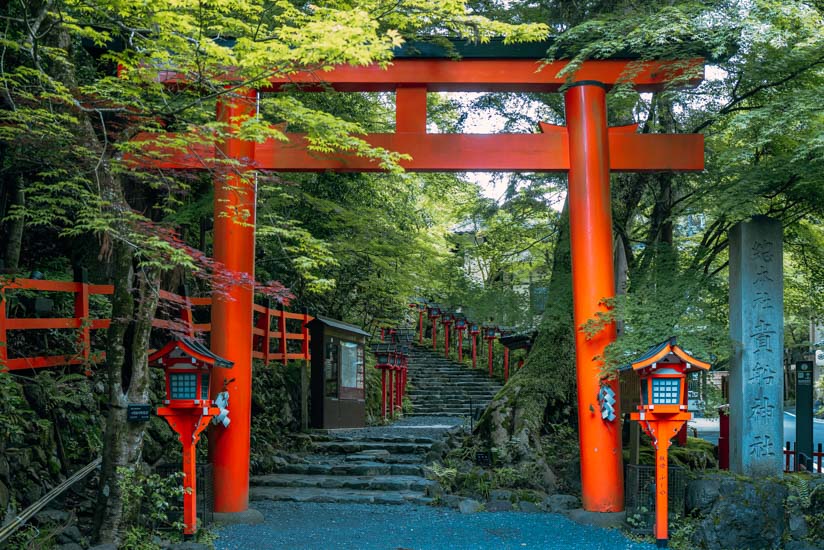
729, 216, 783, 476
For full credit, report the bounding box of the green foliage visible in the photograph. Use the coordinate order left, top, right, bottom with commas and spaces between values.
702, 382, 726, 419
250, 359, 303, 472
116, 466, 185, 536
0, 371, 28, 445
629, 436, 718, 471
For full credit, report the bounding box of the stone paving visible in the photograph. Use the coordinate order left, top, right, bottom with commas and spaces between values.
214, 502, 655, 550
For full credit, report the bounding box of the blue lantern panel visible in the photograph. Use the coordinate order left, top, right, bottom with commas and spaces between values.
652, 378, 680, 405
201, 373, 209, 400
170, 372, 198, 400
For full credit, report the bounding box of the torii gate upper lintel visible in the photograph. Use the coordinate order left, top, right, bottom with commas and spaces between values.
132, 48, 705, 516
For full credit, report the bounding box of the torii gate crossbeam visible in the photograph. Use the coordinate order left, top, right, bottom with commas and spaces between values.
131, 50, 704, 517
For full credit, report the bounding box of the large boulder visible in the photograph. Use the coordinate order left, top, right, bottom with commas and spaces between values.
688, 475, 787, 549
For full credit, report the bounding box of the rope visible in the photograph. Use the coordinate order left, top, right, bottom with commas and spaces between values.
0, 457, 102, 544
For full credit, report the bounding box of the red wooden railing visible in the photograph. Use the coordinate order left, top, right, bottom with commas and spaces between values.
0, 278, 113, 370
0, 277, 311, 371
252, 303, 312, 366
784, 442, 824, 473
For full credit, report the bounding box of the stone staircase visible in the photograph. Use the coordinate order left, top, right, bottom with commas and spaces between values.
249, 420, 454, 506
406, 343, 503, 417
248, 342, 503, 507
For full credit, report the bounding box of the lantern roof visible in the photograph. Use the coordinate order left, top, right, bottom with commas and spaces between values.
307, 315, 370, 338
619, 337, 710, 373
149, 337, 233, 369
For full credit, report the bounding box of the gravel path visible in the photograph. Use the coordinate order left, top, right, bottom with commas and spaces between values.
214, 502, 654, 550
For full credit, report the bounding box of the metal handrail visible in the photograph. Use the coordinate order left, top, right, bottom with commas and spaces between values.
0, 457, 102, 544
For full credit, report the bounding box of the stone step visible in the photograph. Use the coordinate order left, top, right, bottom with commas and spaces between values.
308, 433, 437, 444
409, 385, 497, 390
408, 393, 497, 399
301, 452, 425, 465
250, 486, 432, 506
409, 414, 474, 417
273, 461, 425, 477
409, 378, 493, 382
252, 473, 435, 492
313, 440, 431, 455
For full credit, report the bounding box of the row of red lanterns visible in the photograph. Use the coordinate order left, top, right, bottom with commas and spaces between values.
371, 342, 409, 419
409, 301, 516, 379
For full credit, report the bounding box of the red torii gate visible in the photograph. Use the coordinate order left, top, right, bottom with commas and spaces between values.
132, 43, 704, 516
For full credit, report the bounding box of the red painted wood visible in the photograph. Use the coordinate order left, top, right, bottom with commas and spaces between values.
6, 318, 85, 330
208, 89, 257, 515
279, 308, 288, 366
396, 87, 427, 133
129, 130, 703, 173
5, 353, 105, 371
212, 59, 704, 93
566, 83, 623, 512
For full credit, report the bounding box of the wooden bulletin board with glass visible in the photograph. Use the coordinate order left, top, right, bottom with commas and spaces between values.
308, 315, 370, 429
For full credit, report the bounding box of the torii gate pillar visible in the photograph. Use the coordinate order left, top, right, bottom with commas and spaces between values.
209, 89, 258, 515
565, 82, 622, 511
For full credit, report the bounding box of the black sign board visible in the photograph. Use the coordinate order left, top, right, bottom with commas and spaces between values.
475, 451, 492, 467
796, 361, 814, 471
127, 404, 152, 423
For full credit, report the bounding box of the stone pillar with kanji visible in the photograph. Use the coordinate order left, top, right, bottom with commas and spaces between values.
729, 216, 784, 476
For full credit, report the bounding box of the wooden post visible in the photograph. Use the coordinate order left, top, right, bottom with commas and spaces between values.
74, 267, 90, 366
487, 338, 494, 376
381, 368, 386, 418
280, 304, 288, 366
655, 440, 671, 546
565, 82, 623, 512
179, 285, 196, 338
388, 369, 395, 416
503, 348, 510, 381
263, 302, 273, 365
301, 309, 310, 431
0, 284, 7, 366
181, 440, 198, 536
209, 88, 257, 514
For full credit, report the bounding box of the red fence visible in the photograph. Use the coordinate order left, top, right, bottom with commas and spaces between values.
0, 278, 113, 370
0, 277, 311, 371
784, 442, 824, 473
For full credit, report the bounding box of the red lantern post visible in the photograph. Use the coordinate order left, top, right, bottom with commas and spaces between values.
149, 338, 233, 536
441, 312, 454, 359
469, 322, 480, 369
372, 343, 393, 419
623, 338, 711, 548
455, 317, 467, 362
427, 305, 441, 351
483, 324, 497, 377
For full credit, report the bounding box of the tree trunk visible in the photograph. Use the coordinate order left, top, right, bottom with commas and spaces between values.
51, 20, 161, 543
93, 240, 160, 543
473, 197, 576, 490
3, 177, 24, 271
